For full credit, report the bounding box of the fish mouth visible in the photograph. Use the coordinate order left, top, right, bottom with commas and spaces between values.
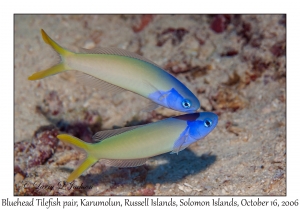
210, 113, 219, 127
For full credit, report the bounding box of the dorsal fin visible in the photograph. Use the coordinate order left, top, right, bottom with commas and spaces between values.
80, 47, 161, 68
100, 158, 148, 167
92, 125, 144, 142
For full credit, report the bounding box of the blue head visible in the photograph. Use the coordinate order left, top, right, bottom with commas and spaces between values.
187, 112, 218, 139
148, 88, 200, 113
172, 112, 218, 153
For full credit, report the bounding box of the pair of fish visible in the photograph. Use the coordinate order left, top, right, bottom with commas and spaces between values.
28, 30, 218, 182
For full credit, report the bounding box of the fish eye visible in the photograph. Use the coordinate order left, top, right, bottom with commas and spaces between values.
204, 118, 213, 127
181, 99, 191, 109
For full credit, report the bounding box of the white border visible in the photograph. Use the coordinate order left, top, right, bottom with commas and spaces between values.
2, 1, 298, 209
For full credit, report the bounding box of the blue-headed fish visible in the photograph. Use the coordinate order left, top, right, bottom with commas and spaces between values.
28, 29, 200, 112
57, 112, 218, 182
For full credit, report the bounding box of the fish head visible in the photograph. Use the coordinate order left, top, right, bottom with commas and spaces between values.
165, 88, 200, 113
172, 112, 218, 154
188, 112, 218, 140
148, 87, 200, 112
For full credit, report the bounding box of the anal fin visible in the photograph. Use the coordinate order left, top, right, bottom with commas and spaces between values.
100, 158, 148, 167
138, 100, 160, 112
74, 71, 126, 95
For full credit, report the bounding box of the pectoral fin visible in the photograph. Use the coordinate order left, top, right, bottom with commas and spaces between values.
171, 136, 188, 154
171, 126, 190, 154
171, 123, 198, 154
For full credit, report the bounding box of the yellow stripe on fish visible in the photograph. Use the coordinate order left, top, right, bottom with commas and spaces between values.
28, 29, 200, 113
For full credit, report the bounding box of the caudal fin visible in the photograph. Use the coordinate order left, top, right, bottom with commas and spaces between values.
57, 134, 98, 182
28, 29, 73, 80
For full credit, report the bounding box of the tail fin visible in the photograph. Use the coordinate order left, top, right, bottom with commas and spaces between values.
28, 29, 73, 80
57, 134, 98, 182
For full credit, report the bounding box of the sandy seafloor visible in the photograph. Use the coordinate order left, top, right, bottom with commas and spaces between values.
14, 14, 286, 195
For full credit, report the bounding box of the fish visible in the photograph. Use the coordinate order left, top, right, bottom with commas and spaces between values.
57, 112, 218, 182
28, 29, 200, 113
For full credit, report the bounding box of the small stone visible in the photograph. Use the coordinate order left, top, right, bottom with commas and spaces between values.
83, 40, 96, 49
273, 169, 284, 181
14, 173, 24, 184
